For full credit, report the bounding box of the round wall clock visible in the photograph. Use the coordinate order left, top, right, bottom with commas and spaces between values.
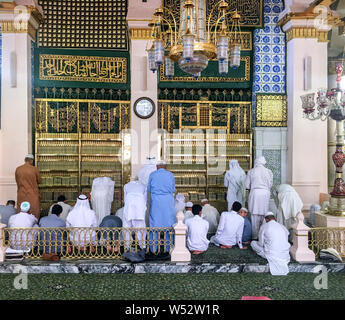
133, 97, 155, 119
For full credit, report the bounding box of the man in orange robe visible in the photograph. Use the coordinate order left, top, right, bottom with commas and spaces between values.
15, 154, 41, 220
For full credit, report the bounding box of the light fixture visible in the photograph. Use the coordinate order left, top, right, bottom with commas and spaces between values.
146, 0, 243, 80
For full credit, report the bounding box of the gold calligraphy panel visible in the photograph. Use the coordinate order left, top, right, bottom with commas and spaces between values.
256, 95, 287, 127
39, 55, 127, 84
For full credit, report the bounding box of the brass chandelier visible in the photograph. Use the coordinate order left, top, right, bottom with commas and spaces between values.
147, 0, 243, 79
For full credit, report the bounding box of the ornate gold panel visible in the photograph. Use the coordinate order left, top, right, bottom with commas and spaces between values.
256, 95, 287, 127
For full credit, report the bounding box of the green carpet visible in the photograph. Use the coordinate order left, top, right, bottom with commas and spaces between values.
1, 273, 344, 300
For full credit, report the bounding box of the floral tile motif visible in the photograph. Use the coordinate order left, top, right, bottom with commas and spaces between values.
252, 0, 286, 125
262, 149, 281, 192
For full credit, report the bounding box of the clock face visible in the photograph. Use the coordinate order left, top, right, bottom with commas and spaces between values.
134, 98, 155, 119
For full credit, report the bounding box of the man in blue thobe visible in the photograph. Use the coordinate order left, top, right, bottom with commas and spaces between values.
148, 161, 175, 253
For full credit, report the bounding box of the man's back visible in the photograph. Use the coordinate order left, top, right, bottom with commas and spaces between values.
185, 215, 209, 251
39, 214, 66, 228
15, 163, 40, 193
0, 205, 17, 226
48, 202, 72, 221
124, 181, 146, 196
137, 164, 157, 187
242, 216, 252, 242
246, 166, 273, 190
148, 169, 175, 194
261, 220, 290, 253
9, 212, 37, 228
216, 211, 244, 245
202, 204, 219, 233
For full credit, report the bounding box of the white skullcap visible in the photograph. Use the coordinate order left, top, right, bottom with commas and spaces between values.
255, 156, 266, 166
25, 154, 34, 159
186, 202, 193, 207
157, 160, 166, 165
201, 199, 208, 203
265, 211, 275, 217
241, 207, 248, 212
20, 201, 30, 213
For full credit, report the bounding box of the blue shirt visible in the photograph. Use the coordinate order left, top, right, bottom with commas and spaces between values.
242, 216, 252, 242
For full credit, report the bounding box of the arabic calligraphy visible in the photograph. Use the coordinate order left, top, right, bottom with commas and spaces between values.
39, 55, 127, 83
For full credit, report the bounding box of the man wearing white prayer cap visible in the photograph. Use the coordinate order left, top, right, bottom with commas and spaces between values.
8, 201, 39, 250
184, 201, 194, 223
15, 154, 42, 219
66, 194, 98, 250
200, 199, 220, 234
245, 156, 273, 240
251, 212, 291, 276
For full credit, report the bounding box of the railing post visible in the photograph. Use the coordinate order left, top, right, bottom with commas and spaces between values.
290, 212, 315, 263
171, 211, 191, 262
0, 223, 7, 263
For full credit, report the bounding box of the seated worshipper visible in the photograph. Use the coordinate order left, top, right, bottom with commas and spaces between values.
115, 206, 124, 222
48, 195, 72, 222
91, 176, 115, 225
184, 201, 194, 223
99, 215, 123, 253
66, 194, 98, 251
123, 178, 147, 251
8, 202, 38, 251
210, 201, 247, 249
39, 204, 66, 254
0, 200, 17, 226
224, 159, 247, 212
238, 207, 252, 244
201, 199, 220, 234
251, 212, 291, 276
185, 204, 210, 255
175, 193, 186, 214
273, 184, 303, 230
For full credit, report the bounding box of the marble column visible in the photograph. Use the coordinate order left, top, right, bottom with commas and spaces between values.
278, 11, 330, 210
127, 0, 161, 178
0, 2, 43, 205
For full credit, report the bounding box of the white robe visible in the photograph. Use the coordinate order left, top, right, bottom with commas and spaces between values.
201, 204, 220, 234
8, 212, 38, 250
275, 184, 303, 229
224, 160, 246, 211
184, 209, 194, 223
91, 177, 115, 225
66, 197, 98, 247
115, 207, 124, 222
185, 215, 210, 252
210, 211, 244, 248
123, 181, 147, 249
251, 220, 291, 276
175, 193, 186, 214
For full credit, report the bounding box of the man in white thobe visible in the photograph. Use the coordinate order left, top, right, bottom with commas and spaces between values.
136, 156, 157, 226
251, 212, 291, 276
123, 178, 147, 250
184, 201, 194, 223
185, 204, 209, 254
201, 199, 220, 234
273, 184, 303, 230
8, 202, 38, 251
210, 201, 247, 249
246, 156, 273, 239
224, 159, 247, 212
175, 193, 186, 214
48, 195, 72, 222
66, 194, 98, 249
91, 177, 115, 225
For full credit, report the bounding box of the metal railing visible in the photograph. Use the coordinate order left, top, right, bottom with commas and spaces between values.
3, 227, 174, 260
309, 227, 345, 258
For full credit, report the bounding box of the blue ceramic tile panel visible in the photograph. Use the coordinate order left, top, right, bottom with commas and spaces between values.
252, 0, 286, 125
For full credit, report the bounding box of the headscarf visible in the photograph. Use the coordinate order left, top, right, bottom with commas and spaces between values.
174, 193, 186, 213
254, 156, 267, 167
20, 202, 30, 213
66, 194, 96, 227
145, 156, 156, 165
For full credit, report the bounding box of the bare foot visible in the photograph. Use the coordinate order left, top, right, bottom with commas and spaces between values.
191, 250, 204, 255
240, 246, 248, 250
220, 245, 232, 249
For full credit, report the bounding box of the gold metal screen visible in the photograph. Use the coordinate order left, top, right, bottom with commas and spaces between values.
4, 227, 174, 260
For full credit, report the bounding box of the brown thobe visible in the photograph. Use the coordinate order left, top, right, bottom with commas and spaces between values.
15, 163, 42, 220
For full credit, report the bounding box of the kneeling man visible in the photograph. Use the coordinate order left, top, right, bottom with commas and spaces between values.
251, 212, 291, 276
185, 204, 209, 255
210, 201, 246, 250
